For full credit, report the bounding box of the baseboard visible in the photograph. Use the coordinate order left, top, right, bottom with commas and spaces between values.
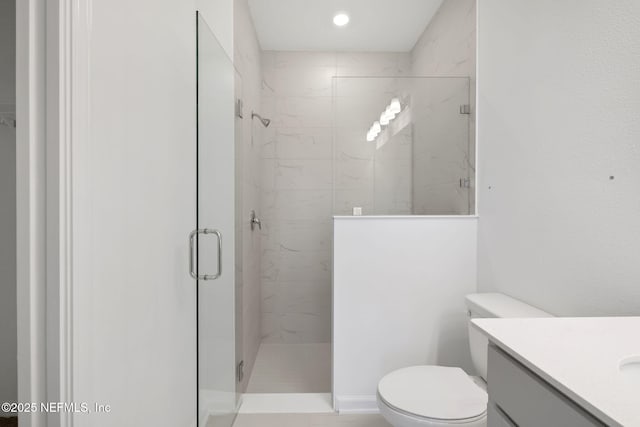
334, 395, 379, 414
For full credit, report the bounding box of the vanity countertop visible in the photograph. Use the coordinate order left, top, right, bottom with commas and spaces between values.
472, 316, 640, 427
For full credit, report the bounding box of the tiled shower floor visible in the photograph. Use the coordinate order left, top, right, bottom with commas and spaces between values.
246, 343, 331, 393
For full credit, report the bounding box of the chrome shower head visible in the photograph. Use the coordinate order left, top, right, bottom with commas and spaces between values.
251, 112, 271, 128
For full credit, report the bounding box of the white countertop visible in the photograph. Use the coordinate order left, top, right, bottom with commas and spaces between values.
472, 317, 640, 427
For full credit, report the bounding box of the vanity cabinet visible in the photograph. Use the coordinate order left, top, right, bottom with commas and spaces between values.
487, 403, 516, 427
486, 345, 606, 427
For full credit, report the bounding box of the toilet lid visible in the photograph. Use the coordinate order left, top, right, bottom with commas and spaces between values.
378, 366, 487, 421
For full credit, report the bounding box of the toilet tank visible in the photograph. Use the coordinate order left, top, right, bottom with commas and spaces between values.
465, 293, 552, 380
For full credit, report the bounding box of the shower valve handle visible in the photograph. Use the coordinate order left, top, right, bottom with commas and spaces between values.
250, 210, 262, 231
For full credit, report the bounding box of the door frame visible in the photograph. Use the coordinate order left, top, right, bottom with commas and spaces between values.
16, 0, 80, 425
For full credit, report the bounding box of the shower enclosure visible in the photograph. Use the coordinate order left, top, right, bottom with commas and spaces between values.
242, 71, 473, 396
193, 32, 474, 421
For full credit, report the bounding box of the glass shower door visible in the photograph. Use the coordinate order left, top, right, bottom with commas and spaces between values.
195, 12, 238, 427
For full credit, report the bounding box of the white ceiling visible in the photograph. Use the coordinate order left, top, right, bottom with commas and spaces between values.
247, 0, 444, 52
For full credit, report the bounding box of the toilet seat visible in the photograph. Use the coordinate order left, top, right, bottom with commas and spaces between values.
377, 366, 487, 425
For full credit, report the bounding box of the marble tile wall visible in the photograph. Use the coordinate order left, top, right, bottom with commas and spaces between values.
334, 0, 476, 217
234, 0, 263, 391
333, 77, 419, 216
410, 0, 477, 214
373, 127, 413, 215
259, 52, 410, 343
245, 0, 476, 347
333, 75, 471, 216
411, 78, 471, 215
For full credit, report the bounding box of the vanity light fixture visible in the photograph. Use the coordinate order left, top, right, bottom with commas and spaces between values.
366, 132, 375, 142
333, 13, 350, 27
380, 112, 390, 126
385, 106, 396, 121
366, 99, 403, 142
389, 98, 401, 114
367, 121, 381, 141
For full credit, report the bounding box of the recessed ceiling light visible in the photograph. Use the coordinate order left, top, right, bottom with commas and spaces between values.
333, 13, 350, 27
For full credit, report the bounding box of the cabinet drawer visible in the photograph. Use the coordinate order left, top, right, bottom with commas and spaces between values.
487, 345, 605, 427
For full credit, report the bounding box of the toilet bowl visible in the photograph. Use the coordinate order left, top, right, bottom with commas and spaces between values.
376, 293, 552, 427
377, 366, 487, 427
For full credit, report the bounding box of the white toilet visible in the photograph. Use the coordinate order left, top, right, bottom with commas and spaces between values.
376, 293, 552, 427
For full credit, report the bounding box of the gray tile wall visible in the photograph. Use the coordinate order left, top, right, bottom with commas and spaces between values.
234, 0, 263, 390
410, 0, 477, 214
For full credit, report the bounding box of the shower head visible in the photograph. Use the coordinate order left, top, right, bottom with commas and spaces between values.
251, 112, 271, 128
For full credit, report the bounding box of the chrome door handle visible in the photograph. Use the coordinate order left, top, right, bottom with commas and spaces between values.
189, 229, 222, 280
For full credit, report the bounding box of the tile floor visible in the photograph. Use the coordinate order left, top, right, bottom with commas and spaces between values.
246, 343, 331, 393
239, 393, 333, 414
233, 413, 392, 427
238, 342, 378, 426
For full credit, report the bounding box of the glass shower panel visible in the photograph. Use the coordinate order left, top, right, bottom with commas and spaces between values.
333, 77, 472, 216
196, 12, 238, 427
233, 69, 244, 398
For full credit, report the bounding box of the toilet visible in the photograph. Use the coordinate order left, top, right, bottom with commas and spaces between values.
376, 293, 552, 427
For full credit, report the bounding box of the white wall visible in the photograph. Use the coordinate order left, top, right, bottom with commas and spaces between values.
333, 217, 477, 413
477, 0, 640, 315
70, 0, 232, 426
0, 0, 17, 412
198, 0, 234, 59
